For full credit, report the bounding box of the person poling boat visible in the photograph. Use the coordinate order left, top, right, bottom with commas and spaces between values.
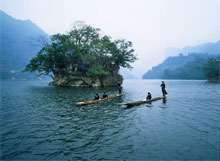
102, 92, 108, 98
118, 86, 122, 94
119, 82, 167, 107
161, 81, 168, 96
117, 81, 122, 94
146, 92, 152, 100
94, 94, 99, 100
117, 81, 121, 88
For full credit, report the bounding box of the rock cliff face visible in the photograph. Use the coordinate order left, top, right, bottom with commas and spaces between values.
49, 74, 123, 87
48, 60, 123, 87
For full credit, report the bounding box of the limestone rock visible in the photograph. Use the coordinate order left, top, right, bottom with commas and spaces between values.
49, 75, 122, 87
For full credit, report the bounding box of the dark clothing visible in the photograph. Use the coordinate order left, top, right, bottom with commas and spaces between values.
103, 94, 108, 98
147, 94, 152, 100
94, 95, 99, 100
118, 86, 122, 94
117, 82, 121, 88
161, 83, 165, 88
161, 83, 167, 96
117, 81, 122, 94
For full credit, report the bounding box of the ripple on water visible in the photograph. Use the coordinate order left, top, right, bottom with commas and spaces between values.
0, 80, 220, 160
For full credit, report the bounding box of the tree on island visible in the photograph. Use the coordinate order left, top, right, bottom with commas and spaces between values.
24, 21, 137, 80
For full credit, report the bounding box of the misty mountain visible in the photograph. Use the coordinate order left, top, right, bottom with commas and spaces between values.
162, 55, 220, 80
143, 53, 203, 79
143, 40, 220, 79
162, 57, 207, 80
0, 10, 48, 79
143, 53, 217, 79
164, 40, 220, 57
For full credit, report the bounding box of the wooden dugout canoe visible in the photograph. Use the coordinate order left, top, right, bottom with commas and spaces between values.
76, 94, 123, 105
119, 96, 166, 107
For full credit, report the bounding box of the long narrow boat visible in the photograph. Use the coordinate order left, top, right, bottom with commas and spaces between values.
76, 94, 123, 105
119, 96, 166, 107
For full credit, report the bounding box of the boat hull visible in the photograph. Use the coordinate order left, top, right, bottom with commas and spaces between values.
120, 96, 166, 107
76, 94, 123, 105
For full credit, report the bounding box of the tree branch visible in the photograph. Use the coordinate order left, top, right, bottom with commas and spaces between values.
37, 72, 55, 80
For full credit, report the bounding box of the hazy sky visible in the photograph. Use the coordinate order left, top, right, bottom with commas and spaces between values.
1, 0, 220, 77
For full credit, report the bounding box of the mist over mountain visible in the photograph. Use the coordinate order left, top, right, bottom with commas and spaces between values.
0, 10, 134, 80
1, 10, 218, 81
164, 40, 220, 58
0, 10, 48, 79
143, 41, 220, 79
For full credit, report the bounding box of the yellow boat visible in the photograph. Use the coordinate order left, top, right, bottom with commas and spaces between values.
119, 96, 166, 107
76, 94, 123, 105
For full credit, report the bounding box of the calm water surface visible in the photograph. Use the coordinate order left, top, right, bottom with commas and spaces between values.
1, 80, 220, 160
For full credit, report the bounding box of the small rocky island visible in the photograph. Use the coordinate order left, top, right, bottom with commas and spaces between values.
48, 62, 123, 87
24, 22, 136, 87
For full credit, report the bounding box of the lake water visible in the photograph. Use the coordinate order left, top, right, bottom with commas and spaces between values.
0, 79, 220, 160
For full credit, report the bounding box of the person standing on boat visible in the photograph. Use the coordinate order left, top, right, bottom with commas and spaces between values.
117, 81, 122, 94
146, 92, 152, 100
161, 81, 167, 96
117, 81, 121, 88
94, 94, 100, 100
102, 92, 108, 98
118, 86, 122, 94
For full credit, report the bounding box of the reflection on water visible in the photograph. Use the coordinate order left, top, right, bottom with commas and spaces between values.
163, 98, 167, 104
0, 80, 220, 160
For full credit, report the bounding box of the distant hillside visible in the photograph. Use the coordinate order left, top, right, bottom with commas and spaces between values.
143, 53, 208, 79
165, 40, 220, 57
0, 10, 48, 79
162, 56, 220, 80
143, 40, 220, 79
162, 57, 207, 79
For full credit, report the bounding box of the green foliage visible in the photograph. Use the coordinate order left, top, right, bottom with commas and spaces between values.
112, 39, 137, 69
203, 58, 220, 81
88, 65, 109, 75
162, 57, 207, 79
160, 56, 220, 80
143, 53, 209, 79
24, 21, 137, 78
